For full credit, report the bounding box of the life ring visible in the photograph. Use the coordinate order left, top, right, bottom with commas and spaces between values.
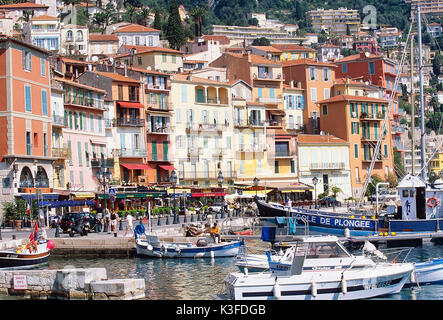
427, 197, 439, 208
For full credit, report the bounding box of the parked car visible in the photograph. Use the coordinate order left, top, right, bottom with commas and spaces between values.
318, 197, 341, 207
60, 212, 102, 233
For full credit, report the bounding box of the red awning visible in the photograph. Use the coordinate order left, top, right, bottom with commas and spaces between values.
191, 192, 227, 197
159, 165, 176, 171
118, 101, 144, 109
121, 163, 151, 170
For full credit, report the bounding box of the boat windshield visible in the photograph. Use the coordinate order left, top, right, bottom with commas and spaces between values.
297, 242, 350, 259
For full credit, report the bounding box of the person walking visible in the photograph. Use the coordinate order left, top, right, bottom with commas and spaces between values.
123, 212, 134, 237
110, 210, 118, 237
105, 208, 111, 234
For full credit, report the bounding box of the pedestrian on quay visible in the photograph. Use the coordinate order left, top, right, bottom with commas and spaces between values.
105, 208, 111, 234
110, 210, 119, 237
123, 212, 134, 237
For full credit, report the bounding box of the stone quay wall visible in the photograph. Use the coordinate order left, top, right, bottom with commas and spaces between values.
0, 267, 145, 300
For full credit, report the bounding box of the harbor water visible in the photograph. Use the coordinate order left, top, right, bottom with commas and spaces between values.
44, 239, 443, 300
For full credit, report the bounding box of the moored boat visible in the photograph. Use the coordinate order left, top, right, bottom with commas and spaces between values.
0, 240, 53, 269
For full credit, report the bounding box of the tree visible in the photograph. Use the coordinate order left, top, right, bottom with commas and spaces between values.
152, 8, 162, 31
433, 54, 443, 76
252, 37, 270, 46
165, 0, 186, 50
190, 6, 206, 38
137, 7, 151, 26
124, 4, 136, 23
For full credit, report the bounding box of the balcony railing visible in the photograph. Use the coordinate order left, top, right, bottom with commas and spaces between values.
147, 125, 171, 134
119, 148, 147, 157
91, 158, 114, 168
310, 162, 346, 170
52, 114, 67, 127
274, 150, 296, 158
237, 144, 265, 152
359, 112, 384, 121
180, 170, 237, 180
116, 118, 145, 127
64, 94, 104, 109
26, 144, 33, 156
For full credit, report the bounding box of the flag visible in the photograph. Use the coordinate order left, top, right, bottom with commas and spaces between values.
26, 200, 31, 216
33, 222, 39, 241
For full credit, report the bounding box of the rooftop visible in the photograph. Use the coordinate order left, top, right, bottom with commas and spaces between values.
94, 71, 140, 84
316, 94, 389, 104
114, 23, 160, 34
297, 134, 348, 145
0, 2, 48, 9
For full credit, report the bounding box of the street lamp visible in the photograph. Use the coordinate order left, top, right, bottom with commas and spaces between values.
312, 176, 318, 209
96, 165, 112, 232
218, 171, 224, 218
253, 177, 259, 198
170, 170, 178, 224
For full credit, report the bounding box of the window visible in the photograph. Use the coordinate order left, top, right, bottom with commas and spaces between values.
275, 160, 279, 173
354, 144, 359, 158
322, 105, 328, 115
172, 55, 176, 63
342, 63, 347, 73
98, 115, 102, 132
76, 30, 83, 41
290, 160, 295, 173
41, 89, 48, 115
66, 30, 73, 41
269, 88, 275, 98
22, 50, 31, 70
162, 54, 166, 62
25, 85, 32, 111
181, 85, 187, 102
77, 141, 82, 166
384, 144, 388, 157
309, 67, 317, 80
324, 88, 330, 99
85, 142, 89, 166
26, 132, 31, 155
322, 68, 330, 81
368, 62, 375, 74
138, 56, 142, 65
90, 114, 94, 132
40, 58, 46, 77
351, 122, 359, 134
257, 88, 262, 98
350, 103, 358, 118
118, 85, 123, 100
310, 88, 317, 102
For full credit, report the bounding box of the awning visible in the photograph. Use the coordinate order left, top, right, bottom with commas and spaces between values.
281, 189, 312, 193
240, 190, 272, 195
38, 200, 95, 208
121, 163, 151, 170
159, 165, 176, 171
118, 101, 144, 109
191, 192, 227, 197
90, 139, 107, 145
72, 192, 95, 199
20, 193, 59, 200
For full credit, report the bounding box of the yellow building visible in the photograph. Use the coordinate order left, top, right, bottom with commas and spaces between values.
170, 74, 235, 186
271, 44, 317, 61
430, 152, 443, 177
114, 45, 184, 73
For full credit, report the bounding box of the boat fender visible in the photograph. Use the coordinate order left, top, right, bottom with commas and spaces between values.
344, 228, 350, 238
244, 267, 248, 276
273, 280, 281, 300
174, 246, 181, 252
341, 277, 347, 294
147, 244, 153, 251
311, 282, 317, 298
210, 250, 215, 258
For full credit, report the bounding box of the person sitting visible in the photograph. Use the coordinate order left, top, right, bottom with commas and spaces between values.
210, 222, 221, 243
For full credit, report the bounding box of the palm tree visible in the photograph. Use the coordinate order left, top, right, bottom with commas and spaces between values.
124, 4, 136, 23
189, 6, 206, 38
18, 10, 34, 23
138, 7, 151, 26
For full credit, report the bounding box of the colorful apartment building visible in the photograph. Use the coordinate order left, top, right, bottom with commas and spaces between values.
0, 36, 53, 204
282, 59, 336, 134
24, 15, 60, 53
113, 23, 161, 48
307, 7, 361, 35
334, 52, 404, 153
296, 134, 352, 201
59, 78, 107, 197
0, 2, 49, 26
316, 94, 395, 198
88, 33, 119, 60
271, 44, 317, 61
115, 45, 184, 73
78, 70, 146, 185
170, 74, 235, 186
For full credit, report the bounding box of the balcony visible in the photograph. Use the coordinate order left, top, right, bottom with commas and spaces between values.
361, 135, 378, 142
146, 102, 173, 112
237, 144, 265, 152
287, 124, 304, 131
391, 125, 405, 134
310, 162, 346, 170
198, 123, 224, 132
52, 147, 70, 159
359, 112, 384, 121
119, 148, 147, 157
253, 73, 284, 81
91, 158, 114, 168
258, 97, 282, 104
52, 114, 67, 127
104, 118, 114, 128
274, 150, 296, 158
362, 157, 383, 162
147, 125, 171, 134
145, 83, 171, 91
248, 119, 265, 127
115, 118, 145, 127
64, 94, 105, 110
234, 119, 248, 128
181, 170, 237, 181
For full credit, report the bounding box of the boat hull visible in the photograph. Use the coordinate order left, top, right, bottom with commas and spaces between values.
0, 251, 50, 269
136, 240, 242, 258
407, 259, 443, 286
224, 263, 414, 300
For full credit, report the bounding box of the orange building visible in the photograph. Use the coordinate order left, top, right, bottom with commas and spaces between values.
316, 94, 395, 198
282, 59, 336, 134
0, 36, 53, 205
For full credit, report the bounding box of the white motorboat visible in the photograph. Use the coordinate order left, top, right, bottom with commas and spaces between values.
236, 235, 381, 275
223, 261, 414, 300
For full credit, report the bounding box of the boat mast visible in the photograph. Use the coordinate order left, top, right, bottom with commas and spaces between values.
417, 6, 427, 180
411, 34, 415, 175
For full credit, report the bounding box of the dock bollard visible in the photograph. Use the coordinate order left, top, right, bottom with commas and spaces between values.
119, 219, 123, 231
197, 213, 201, 221
157, 215, 161, 226
166, 215, 170, 225
191, 214, 195, 222
184, 214, 187, 223
55, 225, 60, 238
